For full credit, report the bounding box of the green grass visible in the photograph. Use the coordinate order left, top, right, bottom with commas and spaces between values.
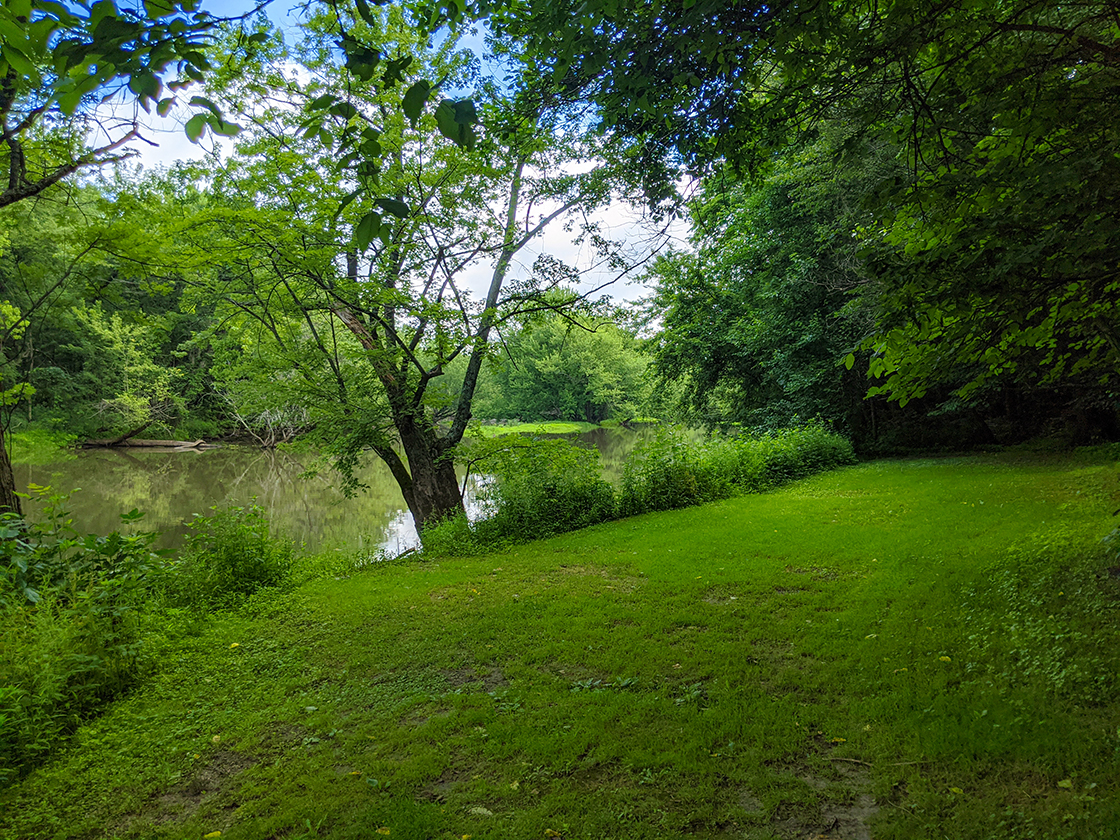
476, 421, 600, 437
3, 450, 1120, 839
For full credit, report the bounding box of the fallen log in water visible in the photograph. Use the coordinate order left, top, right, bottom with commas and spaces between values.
81, 438, 219, 449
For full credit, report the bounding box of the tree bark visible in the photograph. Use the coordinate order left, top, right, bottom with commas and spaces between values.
397, 422, 464, 533
0, 424, 22, 517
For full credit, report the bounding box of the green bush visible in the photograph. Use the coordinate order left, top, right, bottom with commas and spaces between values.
621, 424, 856, 515
619, 427, 727, 516
478, 438, 617, 542
425, 438, 617, 554
0, 491, 162, 786
427, 424, 855, 554
163, 504, 296, 610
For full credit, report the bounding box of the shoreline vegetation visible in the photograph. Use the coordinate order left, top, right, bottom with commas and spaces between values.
2, 431, 1119, 838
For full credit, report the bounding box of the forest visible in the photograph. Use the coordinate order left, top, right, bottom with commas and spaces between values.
2, 2, 1120, 838
2, 0, 1117, 526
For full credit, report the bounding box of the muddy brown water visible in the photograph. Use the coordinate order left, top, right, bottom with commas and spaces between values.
14, 427, 651, 554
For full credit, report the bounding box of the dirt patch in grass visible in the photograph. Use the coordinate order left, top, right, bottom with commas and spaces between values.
417, 765, 471, 803
555, 564, 644, 593
702, 585, 753, 605
139, 749, 258, 827
759, 759, 879, 840
785, 565, 840, 581
257, 721, 311, 754
441, 666, 508, 692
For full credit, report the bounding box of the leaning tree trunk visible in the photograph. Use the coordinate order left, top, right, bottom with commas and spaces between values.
0, 424, 22, 516
396, 423, 464, 534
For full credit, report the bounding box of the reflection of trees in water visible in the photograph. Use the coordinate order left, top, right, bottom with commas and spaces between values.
17, 430, 648, 551
577, 427, 658, 486
18, 446, 411, 552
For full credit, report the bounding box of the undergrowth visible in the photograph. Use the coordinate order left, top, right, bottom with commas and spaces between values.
0, 493, 303, 787
427, 423, 856, 554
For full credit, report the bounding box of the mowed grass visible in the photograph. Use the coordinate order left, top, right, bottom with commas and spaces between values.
3, 451, 1119, 840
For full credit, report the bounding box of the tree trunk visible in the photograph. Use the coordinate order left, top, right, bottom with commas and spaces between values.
397, 424, 464, 534
0, 424, 22, 517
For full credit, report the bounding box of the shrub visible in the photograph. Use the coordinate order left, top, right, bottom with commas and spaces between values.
0, 490, 162, 786
425, 437, 617, 554
427, 424, 855, 554
620, 427, 725, 516
477, 437, 617, 541
163, 504, 296, 611
621, 424, 856, 516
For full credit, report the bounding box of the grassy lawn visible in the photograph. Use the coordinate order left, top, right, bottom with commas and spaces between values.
3, 451, 1119, 839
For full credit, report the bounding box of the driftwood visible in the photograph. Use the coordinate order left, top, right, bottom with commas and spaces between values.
107, 420, 153, 446
81, 437, 219, 450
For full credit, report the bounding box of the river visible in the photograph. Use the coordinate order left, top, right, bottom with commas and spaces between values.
13, 427, 651, 554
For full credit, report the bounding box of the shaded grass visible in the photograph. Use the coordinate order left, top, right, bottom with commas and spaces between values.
2, 450, 1119, 839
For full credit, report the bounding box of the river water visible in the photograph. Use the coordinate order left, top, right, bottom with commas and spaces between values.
14, 427, 650, 554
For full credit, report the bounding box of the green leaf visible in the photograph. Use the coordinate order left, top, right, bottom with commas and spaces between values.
337, 188, 363, 217
434, 98, 478, 150
188, 95, 222, 117
453, 98, 477, 126
2, 47, 37, 79
184, 113, 207, 143
210, 117, 241, 138
144, 0, 175, 15
374, 198, 409, 219
843, 353, 855, 370
355, 211, 380, 252
156, 96, 174, 117
354, 0, 377, 26
402, 80, 430, 126
329, 101, 358, 120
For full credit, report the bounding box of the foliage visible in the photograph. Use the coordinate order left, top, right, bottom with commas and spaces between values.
163, 504, 296, 611
472, 437, 617, 543
646, 147, 872, 432
425, 423, 856, 554
423, 435, 618, 554
502, 0, 1120, 417
0, 186, 225, 438
619, 424, 857, 516
165, 6, 634, 533
959, 527, 1118, 705
475, 308, 649, 423
0, 488, 162, 785
0, 0, 249, 208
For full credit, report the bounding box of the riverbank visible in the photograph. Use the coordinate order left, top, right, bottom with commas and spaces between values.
2, 449, 1118, 839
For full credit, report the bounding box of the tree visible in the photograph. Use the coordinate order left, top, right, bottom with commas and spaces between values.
647, 143, 871, 432
0, 0, 269, 513
166, 8, 633, 533
475, 304, 649, 423
500, 0, 1120, 411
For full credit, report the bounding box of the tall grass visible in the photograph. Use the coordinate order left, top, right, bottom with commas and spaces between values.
0, 491, 161, 785
426, 423, 856, 553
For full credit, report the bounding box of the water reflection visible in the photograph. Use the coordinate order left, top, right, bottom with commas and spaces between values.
14, 427, 650, 554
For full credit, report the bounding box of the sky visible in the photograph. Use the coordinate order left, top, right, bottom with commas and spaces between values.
115, 0, 691, 305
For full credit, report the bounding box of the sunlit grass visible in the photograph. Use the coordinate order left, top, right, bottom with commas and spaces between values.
475, 421, 600, 437
2, 450, 1118, 839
